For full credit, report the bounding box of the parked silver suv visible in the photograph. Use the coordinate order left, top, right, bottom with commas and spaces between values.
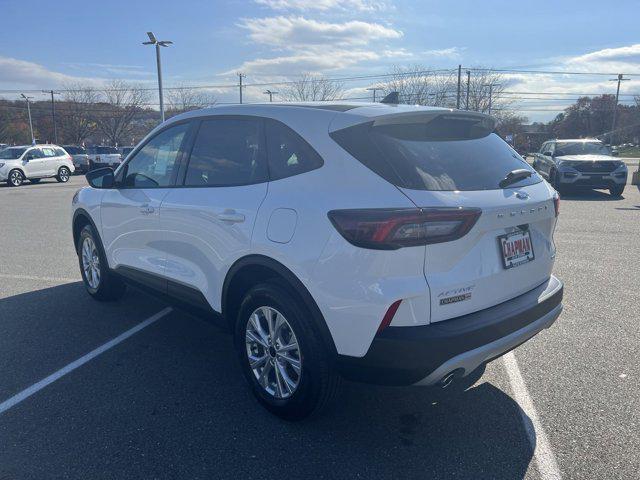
0, 145, 75, 186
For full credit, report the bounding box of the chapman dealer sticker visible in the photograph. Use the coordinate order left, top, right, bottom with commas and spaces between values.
438, 285, 474, 306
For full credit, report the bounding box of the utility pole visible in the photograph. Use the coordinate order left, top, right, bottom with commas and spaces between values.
20, 94, 35, 145
263, 89, 278, 102
238, 73, 245, 104
609, 74, 629, 145
143, 32, 173, 123
366, 87, 383, 102
465, 70, 471, 110
483, 83, 500, 115
456, 65, 462, 109
42, 90, 60, 143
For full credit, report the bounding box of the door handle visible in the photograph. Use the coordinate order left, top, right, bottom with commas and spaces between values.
217, 210, 245, 223
140, 204, 155, 215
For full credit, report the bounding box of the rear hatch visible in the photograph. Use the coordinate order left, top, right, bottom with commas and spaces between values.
330, 110, 558, 323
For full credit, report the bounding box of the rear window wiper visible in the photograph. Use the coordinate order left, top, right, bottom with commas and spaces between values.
499, 169, 533, 188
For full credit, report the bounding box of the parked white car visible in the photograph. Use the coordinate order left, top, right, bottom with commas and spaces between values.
0, 145, 74, 186
86, 146, 122, 170
71, 103, 563, 419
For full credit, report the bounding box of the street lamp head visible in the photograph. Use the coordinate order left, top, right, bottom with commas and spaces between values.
146, 31, 157, 43
158, 41, 173, 47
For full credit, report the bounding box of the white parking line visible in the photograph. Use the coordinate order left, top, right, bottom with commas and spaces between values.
0, 307, 172, 415
0, 273, 80, 283
503, 351, 562, 480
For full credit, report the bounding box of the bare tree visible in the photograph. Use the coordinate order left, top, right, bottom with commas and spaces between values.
59, 83, 99, 144
280, 73, 345, 102
383, 65, 457, 106
464, 69, 510, 116
167, 85, 216, 115
94, 80, 150, 146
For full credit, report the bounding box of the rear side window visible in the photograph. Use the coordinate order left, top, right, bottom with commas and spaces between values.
54, 147, 66, 156
265, 120, 323, 180
184, 118, 267, 187
41, 147, 56, 157
97, 146, 118, 155
331, 121, 541, 191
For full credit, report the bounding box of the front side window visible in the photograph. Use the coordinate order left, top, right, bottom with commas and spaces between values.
122, 123, 189, 188
26, 148, 44, 160
184, 118, 266, 187
265, 120, 323, 180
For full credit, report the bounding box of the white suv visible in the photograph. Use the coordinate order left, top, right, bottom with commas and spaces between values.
1, 145, 74, 186
71, 103, 563, 419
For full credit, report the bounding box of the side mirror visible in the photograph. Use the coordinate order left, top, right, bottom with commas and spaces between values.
86, 167, 115, 189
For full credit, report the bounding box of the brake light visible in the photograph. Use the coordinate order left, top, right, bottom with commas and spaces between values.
553, 193, 560, 217
328, 207, 481, 250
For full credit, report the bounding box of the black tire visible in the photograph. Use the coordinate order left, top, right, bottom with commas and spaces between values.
609, 184, 625, 197
56, 166, 71, 183
30, 178, 41, 184
7, 169, 24, 187
234, 282, 340, 421
77, 224, 126, 301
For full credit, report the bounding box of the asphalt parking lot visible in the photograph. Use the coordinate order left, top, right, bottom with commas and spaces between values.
0, 175, 638, 479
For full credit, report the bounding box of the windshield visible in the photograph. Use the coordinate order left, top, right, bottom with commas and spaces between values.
97, 147, 119, 155
0, 147, 26, 159
331, 123, 541, 191
555, 142, 612, 156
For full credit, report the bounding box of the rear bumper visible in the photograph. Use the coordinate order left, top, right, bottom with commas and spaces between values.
337, 275, 563, 386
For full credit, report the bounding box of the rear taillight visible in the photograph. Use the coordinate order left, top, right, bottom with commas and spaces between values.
553, 193, 560, 217
328, 207, 481, 250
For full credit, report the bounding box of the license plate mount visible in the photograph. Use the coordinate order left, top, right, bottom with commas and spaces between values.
498, 228, 535, 269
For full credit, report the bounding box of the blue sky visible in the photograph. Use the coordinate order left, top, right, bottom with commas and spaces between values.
1, 0, 639, 120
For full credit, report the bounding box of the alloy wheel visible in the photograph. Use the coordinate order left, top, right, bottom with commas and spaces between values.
245, 306, 302, 399
81, 236, 101, 289
9, 170, 23, 186
59, 167, 70, 182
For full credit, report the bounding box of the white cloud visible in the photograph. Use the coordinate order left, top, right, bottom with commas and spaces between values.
0, 56, 100, 90
421, 47, 464, 60
223, 49, 385, 75
238, 16, 402, 48
565, 44, 640, 72
254, 0, 386, 12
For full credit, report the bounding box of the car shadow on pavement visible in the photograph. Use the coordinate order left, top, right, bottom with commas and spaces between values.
559, 188, 624, 201
0, 286, 536, 480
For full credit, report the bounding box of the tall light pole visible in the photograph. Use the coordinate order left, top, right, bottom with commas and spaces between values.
238, 73, 245, 104
42, 90, 60, 143
263, 89, 277, 102
609, 74, 629, 145
483, 83, 500, 115
143, 31, 172, 123
366, 87, 383, 102
21, 94, 35, 145
465, 70, 471, 110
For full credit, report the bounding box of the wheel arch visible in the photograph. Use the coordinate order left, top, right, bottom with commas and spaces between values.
72, 208, 101, 254
222, 255, 337, 358
8, 167, 26, 179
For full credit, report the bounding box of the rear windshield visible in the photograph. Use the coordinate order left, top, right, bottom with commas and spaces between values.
0, 147, 26, 159
64, 146, 86, 155
331, 121, 541, 191
555, 142, 611, 156
97, 146, 119, 154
